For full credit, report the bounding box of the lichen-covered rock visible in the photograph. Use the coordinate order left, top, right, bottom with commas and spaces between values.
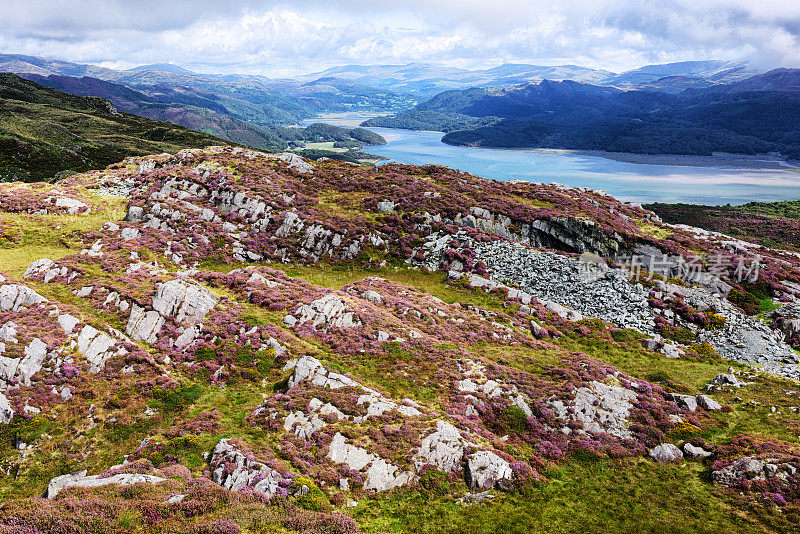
414, 421, 467, 473
649, 444, 683, 463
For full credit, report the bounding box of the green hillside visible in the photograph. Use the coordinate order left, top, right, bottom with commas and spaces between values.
0, 73, 229, 182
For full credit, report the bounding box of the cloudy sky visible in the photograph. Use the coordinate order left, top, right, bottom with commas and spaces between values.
3, 0, 800, 76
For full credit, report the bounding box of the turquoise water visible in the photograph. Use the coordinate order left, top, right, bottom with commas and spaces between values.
360, 128, 800, 205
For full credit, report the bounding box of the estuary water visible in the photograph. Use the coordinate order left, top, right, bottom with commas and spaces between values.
303, 118, 800, 205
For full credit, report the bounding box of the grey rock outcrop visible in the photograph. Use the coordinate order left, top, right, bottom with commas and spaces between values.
125, 279, 216, 343
209, 439, 283, 498
76, 326, 127, 372
648, 443, 683, 463
0, 284, 47, 312
696, 394, 722, 411
0, 338, 48, 387
46, 470, 165, 499
152, 279, 217, 325
0, 392, 13, 423
414, 421, 466, 473
465, 450, 513, 490
292, 295, 361, 331
327, 432, 416, 492
711, 456, 797, 488
125, 305, 165, 344
549, 380, 637, 440
683, 443, 712, 459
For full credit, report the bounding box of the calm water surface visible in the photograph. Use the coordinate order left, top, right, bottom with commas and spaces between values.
305, 120, 800, 205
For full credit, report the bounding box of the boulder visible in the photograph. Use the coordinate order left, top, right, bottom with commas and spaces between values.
465, 451, 513, 490
0, 392, 13, 423
46, 470, 165, 499
125, 305, 165, 344
0, 284, 47, 312
670, 393, 698, 412
648, 443, 683, 463
695, 394, 722, 411
414, 421, 466, 473
706, 373, 745, 389
152, 279, 217, 325
683, 443, 712, 459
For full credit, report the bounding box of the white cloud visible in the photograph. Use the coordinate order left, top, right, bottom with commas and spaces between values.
0, 0, 799, 75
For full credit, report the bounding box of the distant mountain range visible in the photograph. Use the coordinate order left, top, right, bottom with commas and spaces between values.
298, 59, 760, 98
364, 69, 800, 159
4, 52, 798, 163
0, 53, 416, 126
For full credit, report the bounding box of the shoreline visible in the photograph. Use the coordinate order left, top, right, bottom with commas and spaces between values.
530, 148, 800, 171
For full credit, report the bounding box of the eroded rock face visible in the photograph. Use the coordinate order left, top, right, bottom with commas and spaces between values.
209, 439, 284, 499
46, 470, 165, 499
465, 451, 512, 490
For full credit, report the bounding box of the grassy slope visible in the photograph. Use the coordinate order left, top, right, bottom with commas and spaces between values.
0, 73, 229, 182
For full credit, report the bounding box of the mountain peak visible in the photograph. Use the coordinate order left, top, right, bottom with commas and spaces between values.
127, 63, 195, 75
